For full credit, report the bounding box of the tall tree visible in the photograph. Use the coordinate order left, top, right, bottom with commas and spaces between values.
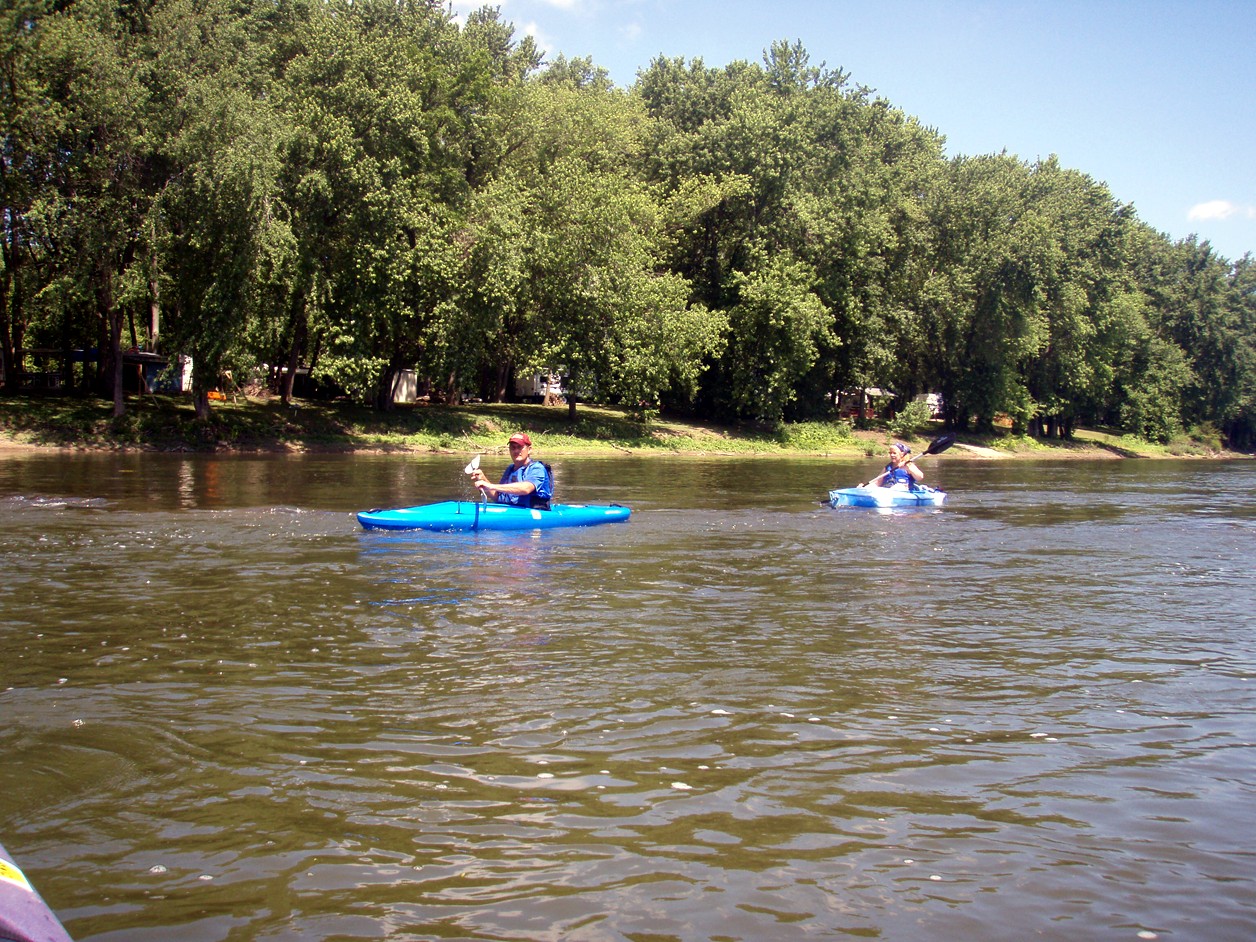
469, 68, 723, 418
1016, 159, 1137, 438
0, 0, 54, 392
21, 0, 155, 414
722, 253, 831, 422
917, 154, 1059, 430
1225, 253, 1256, 448
1137, 236, 1256, 445
277, 0, 483, 408
150, 0, 285, 417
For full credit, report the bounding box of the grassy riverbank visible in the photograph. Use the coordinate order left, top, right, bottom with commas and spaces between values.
0, 392, 1239, 459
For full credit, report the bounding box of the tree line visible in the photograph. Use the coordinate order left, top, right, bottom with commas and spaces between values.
3, 0, 1254, 446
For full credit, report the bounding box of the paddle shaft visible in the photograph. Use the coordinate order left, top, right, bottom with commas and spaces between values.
465, 453, 485, 530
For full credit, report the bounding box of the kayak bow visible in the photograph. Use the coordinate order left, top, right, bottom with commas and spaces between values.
0, 841, 73, 942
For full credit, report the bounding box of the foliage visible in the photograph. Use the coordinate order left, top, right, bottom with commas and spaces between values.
1, 6, 1253, 449
1176, 422, 1224, 453
887, 399, 933, 439
774, 420, 854, 450
721, 255, 832, 422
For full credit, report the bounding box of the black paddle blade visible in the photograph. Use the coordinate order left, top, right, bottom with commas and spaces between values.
922, 433, 956, 456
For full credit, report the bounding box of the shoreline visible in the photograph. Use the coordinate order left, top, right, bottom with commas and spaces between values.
0, 394, 1248, 461
2, 430, 1244, 462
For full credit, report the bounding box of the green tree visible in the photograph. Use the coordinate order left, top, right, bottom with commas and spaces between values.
789, 91, 945, 418
516, 73, 723, 417
1225, 253, 1256, 447
277, 0, 481, 408
1017, 160, 1138, 438
1138, 237, 1256, 447
0, 0, 56, 392
636, 54, 773, 318
17, 0, 155, 414
637, 42, 947, 424
529, 156, 723, 420
1118, 329, 1192, 442
723, 254, 831, 423
138, 0, 288, 417
916, 154, 1042, 430
454, 62, 723, 419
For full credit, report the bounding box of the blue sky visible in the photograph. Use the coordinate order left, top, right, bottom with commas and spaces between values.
454, 0, 1256, 264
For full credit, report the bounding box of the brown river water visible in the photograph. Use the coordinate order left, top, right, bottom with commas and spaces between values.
1, 451, 1254, 941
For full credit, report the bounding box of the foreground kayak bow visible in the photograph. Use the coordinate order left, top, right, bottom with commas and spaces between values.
0, 840, 73, 942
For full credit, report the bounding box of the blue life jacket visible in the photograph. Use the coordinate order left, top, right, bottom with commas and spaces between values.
497, 460, 554, 509
881, 465, 916, 488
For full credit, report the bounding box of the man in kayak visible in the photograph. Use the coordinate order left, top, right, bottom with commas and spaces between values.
863, 442, 924, 489
469, 432, 554, 509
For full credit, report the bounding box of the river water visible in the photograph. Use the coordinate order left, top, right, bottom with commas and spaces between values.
1, 450, 1254, 942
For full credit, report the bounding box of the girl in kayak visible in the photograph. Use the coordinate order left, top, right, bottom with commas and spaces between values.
864, 442, 924, 489
469, 432, 554, 509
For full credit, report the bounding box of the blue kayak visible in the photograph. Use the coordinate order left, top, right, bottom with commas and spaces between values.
828, 485, 947, 509
357, 500, 631, 532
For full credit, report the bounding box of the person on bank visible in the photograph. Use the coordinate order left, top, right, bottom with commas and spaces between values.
864, 442, 924, 489
469, 433, 553, 509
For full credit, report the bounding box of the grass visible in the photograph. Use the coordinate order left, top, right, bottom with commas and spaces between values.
0, 391, 1235, 459
0, 392, 880, 456
1071, 426, 1232, 458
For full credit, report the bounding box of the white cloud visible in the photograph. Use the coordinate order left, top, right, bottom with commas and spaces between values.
522, 21, 555, 60
1188, 200, 1240, 221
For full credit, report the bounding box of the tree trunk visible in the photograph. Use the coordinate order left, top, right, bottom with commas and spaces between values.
279, 301, 306, 405
494, 358, 510, 403
127, 305, 139, 351
280, 344, 299, 404
147, 243, 160, 352
0, 246, 14, 394
110, 329, 125, 417
97, 271, 125, 418
375, 365, 397, 411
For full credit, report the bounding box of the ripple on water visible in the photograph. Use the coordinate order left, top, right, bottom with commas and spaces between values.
1, 456, 1255, 940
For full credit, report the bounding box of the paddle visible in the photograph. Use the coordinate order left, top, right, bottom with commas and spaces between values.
464, 454, 484, 529
916, 433, 956, 459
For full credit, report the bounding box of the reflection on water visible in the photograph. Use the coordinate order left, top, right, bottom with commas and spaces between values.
1, 452, 1254, 941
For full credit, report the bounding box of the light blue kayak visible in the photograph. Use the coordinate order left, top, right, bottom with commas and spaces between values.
828, 485, 947, 509
357, 500, 631, 532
